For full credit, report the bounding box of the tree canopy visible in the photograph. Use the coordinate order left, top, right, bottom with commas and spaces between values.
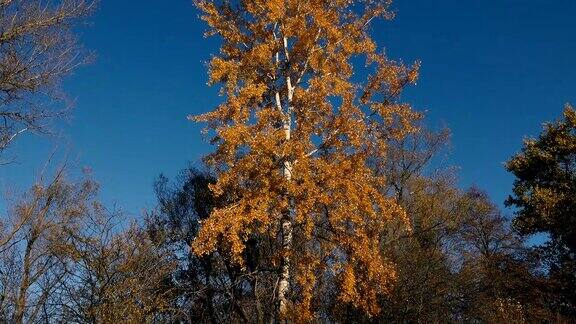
0, 0, 575, 323
506, 104, 576, 317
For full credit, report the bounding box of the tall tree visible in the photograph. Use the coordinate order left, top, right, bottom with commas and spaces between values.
506, 104, 576, 317
191, 0, 420, 320
0, 0, 95, 156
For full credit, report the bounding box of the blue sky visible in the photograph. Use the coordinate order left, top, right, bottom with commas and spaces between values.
1, 0, 575, 218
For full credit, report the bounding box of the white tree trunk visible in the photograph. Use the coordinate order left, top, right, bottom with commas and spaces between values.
277, 34, 294, 321
278, 217, 292, 318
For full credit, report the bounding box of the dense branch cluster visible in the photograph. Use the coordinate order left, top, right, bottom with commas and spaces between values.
0, 0, 94, 154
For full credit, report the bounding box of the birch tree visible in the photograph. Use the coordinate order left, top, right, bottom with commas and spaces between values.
191, 0, 420, 320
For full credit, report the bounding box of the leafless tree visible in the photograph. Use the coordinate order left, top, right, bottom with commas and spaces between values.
0, 165, 176, 323
0, 0, 96, 156
0, 166, 97, 323
54, 211, 177, 323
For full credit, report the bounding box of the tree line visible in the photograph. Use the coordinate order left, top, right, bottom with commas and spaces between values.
0, 0, 574, 323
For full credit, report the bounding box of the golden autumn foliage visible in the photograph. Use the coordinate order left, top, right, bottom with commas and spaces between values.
2, 1, 576, 323
190, 0, 420, 319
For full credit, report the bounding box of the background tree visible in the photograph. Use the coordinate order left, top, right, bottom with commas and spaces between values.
506, 104, 576, 317
0, 165, 176, 323
147, 166, 278, 323
0, 0, 95, 156
192, 0, 420, 320
56, 217, 176, 323
360, 121, 459, 322
0, 168, 96, 323
453, 188, 551, 322
359, 121, 553, 323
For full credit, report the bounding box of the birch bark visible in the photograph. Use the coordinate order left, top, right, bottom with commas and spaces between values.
277, 34, 294, 321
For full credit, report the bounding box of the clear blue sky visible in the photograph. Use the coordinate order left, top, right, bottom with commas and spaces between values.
1, 0, 575, 218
